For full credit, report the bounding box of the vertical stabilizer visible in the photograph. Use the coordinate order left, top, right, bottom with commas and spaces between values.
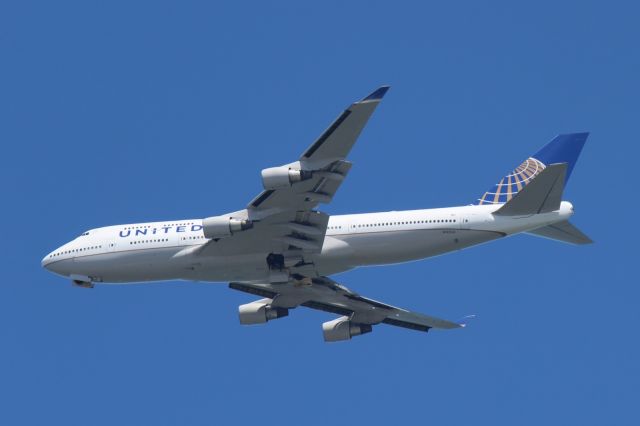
476, 133, 588, 206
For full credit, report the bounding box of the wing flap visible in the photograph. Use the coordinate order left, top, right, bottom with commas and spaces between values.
198, 210, 330, 257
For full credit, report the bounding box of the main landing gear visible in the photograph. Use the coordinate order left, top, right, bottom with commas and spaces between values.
266, 253, 285, 271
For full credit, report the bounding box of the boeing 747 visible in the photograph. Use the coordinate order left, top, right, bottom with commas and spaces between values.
42, 86, 591, 342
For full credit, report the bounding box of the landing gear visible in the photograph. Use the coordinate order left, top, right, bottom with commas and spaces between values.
72, 279, 94, 289
266, 253, 285, 271
71, 274, 94, 288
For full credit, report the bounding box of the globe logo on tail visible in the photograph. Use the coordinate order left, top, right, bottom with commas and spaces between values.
477, 157, 546, 205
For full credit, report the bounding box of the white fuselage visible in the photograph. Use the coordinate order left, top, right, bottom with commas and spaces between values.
42, 202, 574, 284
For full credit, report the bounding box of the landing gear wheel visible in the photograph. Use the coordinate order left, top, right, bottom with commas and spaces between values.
266, 253, 285, 271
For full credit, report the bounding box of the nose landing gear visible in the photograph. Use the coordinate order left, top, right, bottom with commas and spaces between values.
70, 274, 95, 288
72, 280, 94, 289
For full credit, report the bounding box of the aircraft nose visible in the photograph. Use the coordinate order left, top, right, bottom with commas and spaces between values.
42, 253, 52, 269
42, 248, 69, 276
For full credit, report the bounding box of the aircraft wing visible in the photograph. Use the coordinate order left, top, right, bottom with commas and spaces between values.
247, 85, 389, 213
229, 276, 464, 341
197, 87, 388, 257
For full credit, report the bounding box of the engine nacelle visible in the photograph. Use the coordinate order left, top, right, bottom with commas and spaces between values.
238, 299, 289, 325
322, 316, 373, 342
202, 215, 253, 239
261, 166, 312, 190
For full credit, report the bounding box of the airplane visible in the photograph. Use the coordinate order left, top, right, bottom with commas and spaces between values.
42, 86, 592, 342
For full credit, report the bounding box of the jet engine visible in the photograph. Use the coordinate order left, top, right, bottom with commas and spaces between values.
202, 215, 253, 239
238, 299, 289, 325
322, 316, 373, 342
261, 165, 312, 190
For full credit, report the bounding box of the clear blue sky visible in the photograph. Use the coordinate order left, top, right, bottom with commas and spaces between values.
1, 1, 638, 425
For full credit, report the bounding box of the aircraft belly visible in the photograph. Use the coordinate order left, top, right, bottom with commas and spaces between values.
326, 229, 504, 267
181, 253, 270, 282
73, 248, 185, 283
71, 248, 272, 283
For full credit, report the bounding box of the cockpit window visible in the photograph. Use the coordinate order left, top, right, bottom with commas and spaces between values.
79, 231, 90, 237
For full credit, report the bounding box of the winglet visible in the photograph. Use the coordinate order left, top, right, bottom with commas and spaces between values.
361, 86, 390, 102
458, 314, 476, 328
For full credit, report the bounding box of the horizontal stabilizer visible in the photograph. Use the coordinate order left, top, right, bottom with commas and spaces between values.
527, 221, 593, 245
495, 163, 567, 216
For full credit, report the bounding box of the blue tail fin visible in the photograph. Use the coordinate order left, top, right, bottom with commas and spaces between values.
476, 132, 588, 205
